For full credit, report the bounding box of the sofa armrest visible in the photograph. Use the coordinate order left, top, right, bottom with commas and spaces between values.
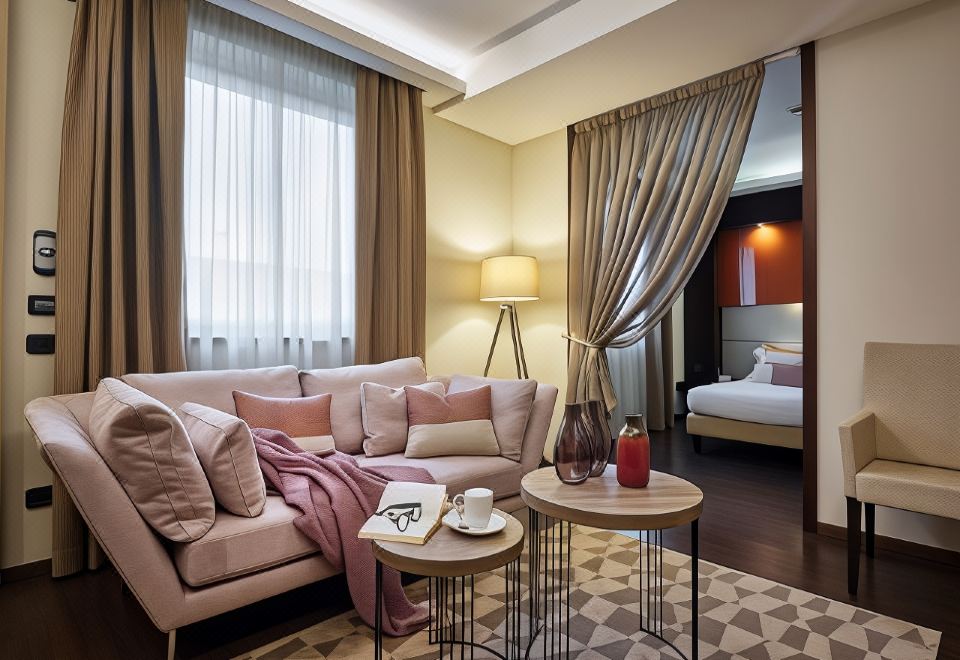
519, 384, 559, 474
838, 408, 877, 499
24, 396, 186, 632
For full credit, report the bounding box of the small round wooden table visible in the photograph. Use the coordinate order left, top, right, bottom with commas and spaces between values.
521, 466, 704, 659
372, 509, 526, 659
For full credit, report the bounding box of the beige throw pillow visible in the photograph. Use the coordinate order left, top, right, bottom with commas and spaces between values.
179, 403, 266, 517
447, 375, 538, 462
89, 378, 214, 542
299, 357, 429, 454
360, 381, 446, 457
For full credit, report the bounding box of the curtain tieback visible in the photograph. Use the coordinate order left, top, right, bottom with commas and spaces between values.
562, 333, 605, 350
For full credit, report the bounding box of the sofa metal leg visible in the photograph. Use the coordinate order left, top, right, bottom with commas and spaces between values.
846, 497, 861, 595
167, 629, 177, 660
865, 502, 876, 558
692, 435, 702, 454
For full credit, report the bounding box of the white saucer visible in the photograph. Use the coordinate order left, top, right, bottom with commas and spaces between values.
441, 510, 507, 536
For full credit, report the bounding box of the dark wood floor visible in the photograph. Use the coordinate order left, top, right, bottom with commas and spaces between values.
1, 421, 957, 659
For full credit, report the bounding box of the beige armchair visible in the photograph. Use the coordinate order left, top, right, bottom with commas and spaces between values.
839, 342, 960, 594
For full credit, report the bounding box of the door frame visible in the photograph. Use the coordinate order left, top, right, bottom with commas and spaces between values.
800, 41, 818, 533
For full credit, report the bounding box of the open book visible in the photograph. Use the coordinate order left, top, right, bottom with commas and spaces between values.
358, 482, 447, 545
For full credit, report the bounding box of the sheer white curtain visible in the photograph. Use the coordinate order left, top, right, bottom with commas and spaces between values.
183, 0, 356, 370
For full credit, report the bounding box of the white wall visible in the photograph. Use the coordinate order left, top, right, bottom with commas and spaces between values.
1, 0, 75, 569
817, 0, 960, 551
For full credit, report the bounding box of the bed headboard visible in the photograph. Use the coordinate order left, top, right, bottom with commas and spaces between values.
721, 303, 803, 378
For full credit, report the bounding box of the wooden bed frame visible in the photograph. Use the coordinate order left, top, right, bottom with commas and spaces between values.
686, 412, 803, 452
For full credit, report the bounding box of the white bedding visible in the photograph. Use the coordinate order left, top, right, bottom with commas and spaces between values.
687, 380, 803, 427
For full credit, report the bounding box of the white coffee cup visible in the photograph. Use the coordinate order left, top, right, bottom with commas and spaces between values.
453, 487, 494, 529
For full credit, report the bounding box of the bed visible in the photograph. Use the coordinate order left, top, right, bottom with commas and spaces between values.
686, 380, 803, 451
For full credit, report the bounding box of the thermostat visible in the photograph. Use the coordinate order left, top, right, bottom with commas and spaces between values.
33, 230, 56, 276
28, 295, 55, 316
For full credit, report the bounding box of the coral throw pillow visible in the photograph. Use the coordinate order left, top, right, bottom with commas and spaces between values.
233, 391, 334, 453
404, 385, 500, 458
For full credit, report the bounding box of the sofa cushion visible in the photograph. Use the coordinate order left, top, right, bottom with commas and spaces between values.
448, 375, 537, 462
404, 385, 499, 458
856, 459, 960, 520
356, 453, 524, 500
173, 495, 318, 587
179, 403, 266, 518
233, 391, 334, 453
89, 378, 215, 542
360, 381, 446, 457
122, 366, 301, 416
299, 357, 428, 454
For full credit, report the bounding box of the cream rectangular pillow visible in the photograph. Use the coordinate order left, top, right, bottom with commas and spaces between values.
360, 381, 446, 457
179, 403, 266, 518
405, 420, 501, 458
89, 378, 214, 542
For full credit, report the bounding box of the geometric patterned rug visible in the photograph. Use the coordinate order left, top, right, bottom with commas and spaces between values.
236, 526, 941, 660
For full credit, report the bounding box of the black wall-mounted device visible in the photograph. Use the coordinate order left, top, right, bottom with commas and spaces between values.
33, 230, 56, 276
28, 295, 55, 316
25, 485, 53, 509
26, 334, 55, 355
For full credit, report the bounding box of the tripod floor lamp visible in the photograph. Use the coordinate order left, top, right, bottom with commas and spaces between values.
480, 255, 540, 379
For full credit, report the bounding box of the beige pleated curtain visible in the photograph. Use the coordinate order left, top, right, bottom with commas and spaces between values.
567, 62, 764, 410
355, 67, 426, 364
52, 0, 188, 576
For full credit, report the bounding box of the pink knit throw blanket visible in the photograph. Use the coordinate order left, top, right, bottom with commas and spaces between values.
252, 428, 433, 636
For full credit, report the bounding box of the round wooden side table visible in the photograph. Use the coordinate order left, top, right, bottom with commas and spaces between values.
372, 509, 526, 659
520, 466, 704, 659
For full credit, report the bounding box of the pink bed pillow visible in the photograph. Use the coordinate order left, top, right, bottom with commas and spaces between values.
404, 385, 499, 458
179, 402, 266, 517
233, 391, 334, 452
360, 381, 446, 457
447, 375, 537, 462
771, 363, 803, 388
89, 378, 214, 542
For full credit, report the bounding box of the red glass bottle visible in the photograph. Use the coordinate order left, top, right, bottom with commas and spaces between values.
616, 414, 650, 488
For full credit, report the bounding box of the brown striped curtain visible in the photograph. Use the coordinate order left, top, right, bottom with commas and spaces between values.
52, 0, 188, 577
355, 67, 426, 364
567, 62, 764, 411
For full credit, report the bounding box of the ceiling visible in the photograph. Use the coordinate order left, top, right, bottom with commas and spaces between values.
733, 55, 802, 192
247, 0, 932, 144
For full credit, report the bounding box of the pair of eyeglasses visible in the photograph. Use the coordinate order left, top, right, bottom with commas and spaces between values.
375, 502, 422, 532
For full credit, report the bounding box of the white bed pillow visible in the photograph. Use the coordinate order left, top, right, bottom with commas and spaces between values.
753, 345, 803, 366
745, 363, 774, 383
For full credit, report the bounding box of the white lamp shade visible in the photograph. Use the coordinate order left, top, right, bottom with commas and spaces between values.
479, 256, 540, 302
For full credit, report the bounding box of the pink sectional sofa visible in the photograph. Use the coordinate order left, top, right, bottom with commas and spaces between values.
24, 359, 557, 653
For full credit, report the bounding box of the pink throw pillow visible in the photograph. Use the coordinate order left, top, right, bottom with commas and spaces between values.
233, 391, 334, 452
771, 364, 803, 388
403, 386, 499, 458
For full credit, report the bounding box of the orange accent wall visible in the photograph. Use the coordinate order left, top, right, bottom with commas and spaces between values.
717, 220, 803, 306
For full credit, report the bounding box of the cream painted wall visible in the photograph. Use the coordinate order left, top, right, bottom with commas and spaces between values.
511, 130, 568, 446
817, 0, 960, 551
1, 0, 75, 569
423, 109, 518, 380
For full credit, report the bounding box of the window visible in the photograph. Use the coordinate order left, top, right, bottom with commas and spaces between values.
183, 1, 356, 370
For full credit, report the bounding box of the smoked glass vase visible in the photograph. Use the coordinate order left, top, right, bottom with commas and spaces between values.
553, 403, 594, 485
616, 414, 651, 488
586, 400, 612, 477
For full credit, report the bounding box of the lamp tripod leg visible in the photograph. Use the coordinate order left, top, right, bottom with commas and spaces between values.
511, 304, 530, 379
506, 305, 523, 379
484, 306, 508, 377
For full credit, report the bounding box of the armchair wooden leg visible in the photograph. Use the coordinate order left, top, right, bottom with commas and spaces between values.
865, 503, 876, 558
692, 436, 702, 454
167, 629, 177, 660
846, 497, 861, 595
